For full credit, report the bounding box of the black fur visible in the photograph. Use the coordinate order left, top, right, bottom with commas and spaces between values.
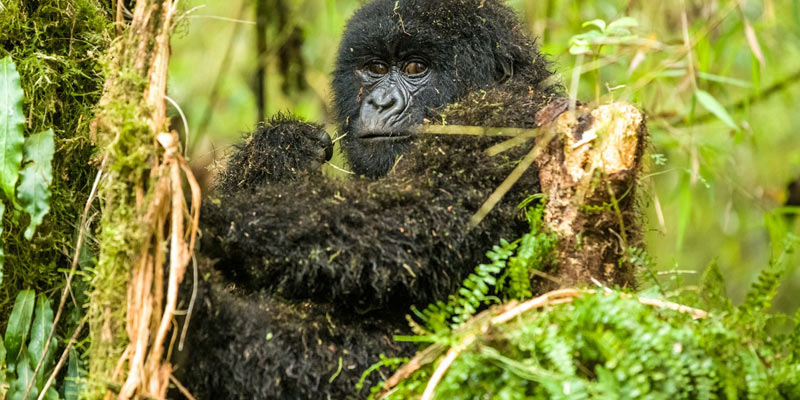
333, 0, 554, 177
176, 0, 561, 398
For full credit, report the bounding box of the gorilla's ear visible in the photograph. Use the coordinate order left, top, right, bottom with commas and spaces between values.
494, 54, 514, 84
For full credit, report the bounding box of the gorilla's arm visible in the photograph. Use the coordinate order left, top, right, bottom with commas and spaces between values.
201, 121, 541, 312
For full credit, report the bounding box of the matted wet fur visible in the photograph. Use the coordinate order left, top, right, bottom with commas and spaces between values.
175, 0, 561, 398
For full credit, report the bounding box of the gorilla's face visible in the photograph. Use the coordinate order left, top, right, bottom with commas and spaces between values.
341, 55, 434, 178
333, 0, 531, 178
354, 59, 430, 140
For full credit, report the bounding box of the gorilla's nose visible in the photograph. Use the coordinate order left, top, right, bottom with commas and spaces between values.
360, 85, 407, 133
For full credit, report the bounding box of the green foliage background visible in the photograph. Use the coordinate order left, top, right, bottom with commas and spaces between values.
0, 0, 111, 323
169, 0, 800, 311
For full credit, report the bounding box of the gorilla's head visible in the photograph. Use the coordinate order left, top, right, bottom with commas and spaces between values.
332, 0, 551, 178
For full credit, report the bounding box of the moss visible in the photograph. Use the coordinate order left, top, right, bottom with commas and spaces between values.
0, 0, 112, 325
85, 35, 160, 397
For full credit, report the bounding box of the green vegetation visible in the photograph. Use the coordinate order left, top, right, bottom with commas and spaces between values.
0, 0, 111, 322
0, 290, 82, 400
369, 204, 800, 399
0, 55, 57, 297
411, 197, 558, 334
0, 0, 798, 398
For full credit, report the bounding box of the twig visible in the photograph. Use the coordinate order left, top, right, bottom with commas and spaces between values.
378, 288, 708, 398
491, 288, 583, 325
178, 254, 198, 351
381, 343, 446, 390
325, 161, 355, 175
169, 374, 197, 400
166, 95, 190, 157
469, 130, 555, 228
36, 316, 87, 400
418, 124, 533, 137
420, 336, 476, 400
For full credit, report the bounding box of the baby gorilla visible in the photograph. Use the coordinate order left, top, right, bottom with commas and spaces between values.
176, 0, 561, 398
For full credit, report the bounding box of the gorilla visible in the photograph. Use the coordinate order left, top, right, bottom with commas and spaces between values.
175, 0, 561, 398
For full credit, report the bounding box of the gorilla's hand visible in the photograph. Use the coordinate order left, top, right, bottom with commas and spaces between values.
216, 116, 332, 192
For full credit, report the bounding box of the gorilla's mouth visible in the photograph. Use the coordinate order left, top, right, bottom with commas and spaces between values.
357, 131, 412, 141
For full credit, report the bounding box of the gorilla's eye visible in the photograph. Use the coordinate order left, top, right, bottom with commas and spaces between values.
368, 62, 389, 75
404, 62, 427, 76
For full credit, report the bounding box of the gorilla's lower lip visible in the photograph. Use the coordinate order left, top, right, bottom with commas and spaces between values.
358, 132, 411, 141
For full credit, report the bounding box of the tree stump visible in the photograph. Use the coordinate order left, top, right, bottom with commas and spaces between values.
535, 101, 647, 289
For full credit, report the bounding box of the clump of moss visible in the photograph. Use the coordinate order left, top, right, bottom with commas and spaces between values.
0, 0, 112, 324
86, 64, 153, 397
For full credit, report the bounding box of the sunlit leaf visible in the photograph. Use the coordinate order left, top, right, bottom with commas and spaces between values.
582, 19, 606, 32
698, 72, 753, 88
0, 56, 25, 204
16, 129, 54, 240
608, 16, 639, 31
4, 290, 35, 368
695, 89, 739, 131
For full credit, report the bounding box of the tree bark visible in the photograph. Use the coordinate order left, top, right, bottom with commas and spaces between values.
88, 0, 199, 398
535, 101, 646, 289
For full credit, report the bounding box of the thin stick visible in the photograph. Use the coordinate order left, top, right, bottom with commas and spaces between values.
418, 124, 533, 137
23, 168, 104, 400
378, 288, 709, 398
485, 130, 538, 156
469, 130, 555, 228
420, 336, 476, 400
169, 375, 197, 400
177, 254, 198, 351
36, 316, 87, 400
492, 288, 583, 325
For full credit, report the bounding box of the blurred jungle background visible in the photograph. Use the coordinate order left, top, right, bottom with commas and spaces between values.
170, 0, 800, 311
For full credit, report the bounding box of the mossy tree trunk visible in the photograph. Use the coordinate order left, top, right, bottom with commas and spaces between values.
0, 0, 111, 325
88, 0, 198, 398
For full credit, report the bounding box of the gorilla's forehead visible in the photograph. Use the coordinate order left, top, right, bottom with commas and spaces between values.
340, 0, 515, 64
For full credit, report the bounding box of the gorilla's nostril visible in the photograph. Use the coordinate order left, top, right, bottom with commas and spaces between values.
370, 89, 399, 111
360, 84, 408, 131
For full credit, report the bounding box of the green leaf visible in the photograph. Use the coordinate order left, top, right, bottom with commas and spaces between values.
27, 294, 56, 389
697, 72, 753, 88
0, 56, 26, 204
16, 129, 54, 240
700, 261, 732, 311
1, 201, 5, 285
9, 353, 36, 400
607, 17, 638, 32
4, 290, 35, 368
695, 89, 740, 131
6, 354, 39, 400
582, 19, 606, 32
64, 347, 82, 400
